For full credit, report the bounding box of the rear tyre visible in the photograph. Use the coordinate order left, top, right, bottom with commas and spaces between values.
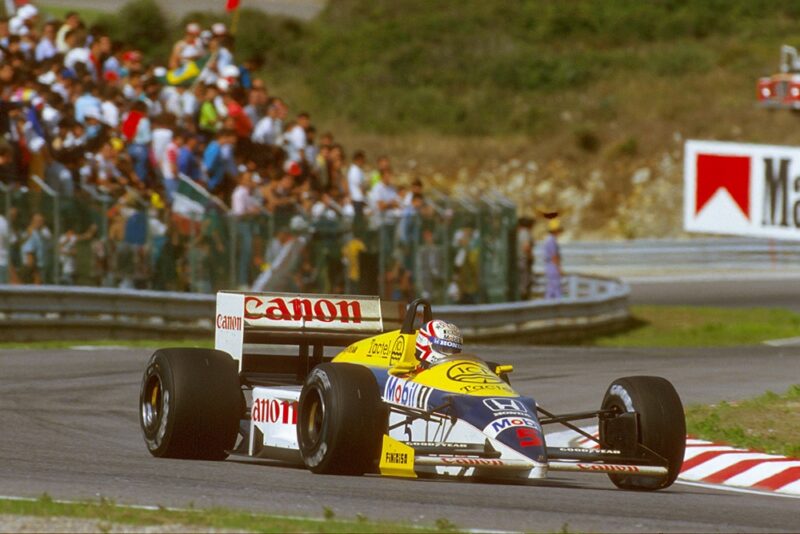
297, 363, 385, 475
600, 376, 685, 490
139, 348, 242, 460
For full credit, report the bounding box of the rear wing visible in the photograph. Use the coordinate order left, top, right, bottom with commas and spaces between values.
215, 291, 406, 377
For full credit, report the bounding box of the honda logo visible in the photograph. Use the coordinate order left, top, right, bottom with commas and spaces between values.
483, 398, 527, 413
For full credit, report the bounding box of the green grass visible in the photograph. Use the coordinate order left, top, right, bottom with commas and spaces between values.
593, 305, 800, 348
686, 385, 800, 457
0, 339, 211, 350
0, 494, 439, 533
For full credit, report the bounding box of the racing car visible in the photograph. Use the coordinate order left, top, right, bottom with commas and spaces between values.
139, 292, 685, 490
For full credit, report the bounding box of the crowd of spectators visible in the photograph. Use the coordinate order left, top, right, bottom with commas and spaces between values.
0, 4, 522, 303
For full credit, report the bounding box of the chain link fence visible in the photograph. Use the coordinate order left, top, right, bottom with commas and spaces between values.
0, 181, 521, 305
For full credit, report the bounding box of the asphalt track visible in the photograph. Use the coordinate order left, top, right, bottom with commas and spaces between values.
2, 345, 799, 533
629, 276, 800, 312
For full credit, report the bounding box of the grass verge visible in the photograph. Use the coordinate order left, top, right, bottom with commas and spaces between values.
0, 494, 440, 533
686, 385, 800, 457
593, 305, 800, 348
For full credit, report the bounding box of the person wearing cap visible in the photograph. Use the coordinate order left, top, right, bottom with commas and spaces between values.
543, 218, 564, 299
169, 22, 204, 70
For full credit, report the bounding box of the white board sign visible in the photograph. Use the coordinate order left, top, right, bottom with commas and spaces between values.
684, 140, 800, 240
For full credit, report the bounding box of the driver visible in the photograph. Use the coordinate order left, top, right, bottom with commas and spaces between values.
415, 319, 463, 368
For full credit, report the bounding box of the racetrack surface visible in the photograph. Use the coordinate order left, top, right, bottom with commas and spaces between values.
630, 276, 800, 313
2, 346, 799, 533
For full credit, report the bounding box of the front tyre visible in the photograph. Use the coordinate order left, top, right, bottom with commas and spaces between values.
297, 363, 385, 475
600, 376, 685, 490
139, 348, 242, 460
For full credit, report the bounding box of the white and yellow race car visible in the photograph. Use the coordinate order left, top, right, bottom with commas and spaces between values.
139, 292, 685, 490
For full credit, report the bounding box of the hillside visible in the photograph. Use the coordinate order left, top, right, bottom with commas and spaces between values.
65, 0, 800, 239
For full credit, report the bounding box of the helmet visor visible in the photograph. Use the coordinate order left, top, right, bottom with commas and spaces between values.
431, 338, 462, 355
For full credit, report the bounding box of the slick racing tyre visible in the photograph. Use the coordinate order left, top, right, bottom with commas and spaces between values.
139, 348, 242, 460
600, 376, 685, 491
297, 363, 385, 475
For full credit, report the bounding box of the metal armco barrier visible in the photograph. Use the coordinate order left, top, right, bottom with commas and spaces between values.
0, 275, 629, 342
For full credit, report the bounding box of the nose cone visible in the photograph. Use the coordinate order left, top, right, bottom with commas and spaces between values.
454, 395, 547, 464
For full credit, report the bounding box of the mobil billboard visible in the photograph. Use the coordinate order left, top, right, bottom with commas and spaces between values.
684, 140, 800, 240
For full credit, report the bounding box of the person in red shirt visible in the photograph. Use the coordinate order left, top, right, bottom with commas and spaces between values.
222, 86, 253, 152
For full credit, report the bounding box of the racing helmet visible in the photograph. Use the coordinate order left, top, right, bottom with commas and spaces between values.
415, 319, 463, 366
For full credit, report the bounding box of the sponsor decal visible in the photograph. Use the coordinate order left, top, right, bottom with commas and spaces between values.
446, 363, 503, 384
216, 313, 242, 331
483, 398, 527, 415
684, 140, 800, 239
460, 384, 513, 393
252, 398, 298, 425
558, 447, 621, 455
433, 339, 462, 350
577, 463, 640, 473
695, 153, 750, 219
441, 457, 504, 467
384, 452, 409, 464
516, 427, 542, 447
483, 416, 540, 439
367, 338, 391, 359
407, 441, 470, 449
389, 336, 405, 365
384, 376, 433, 410
244, 296, 363, 323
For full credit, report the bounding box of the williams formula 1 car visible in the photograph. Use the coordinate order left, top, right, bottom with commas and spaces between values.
139, 292, 685, 490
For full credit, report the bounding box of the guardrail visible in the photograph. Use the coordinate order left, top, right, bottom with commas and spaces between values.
548, 237, 800, 271
0, 274, 629, 342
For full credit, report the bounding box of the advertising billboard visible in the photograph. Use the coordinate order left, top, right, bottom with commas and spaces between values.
684, 140, 800, 240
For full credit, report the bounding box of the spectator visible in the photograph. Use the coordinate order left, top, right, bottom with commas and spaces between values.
177, 132, 201, 181
0, 210, 8, 283
35, 21, 57, 63
251, 100, 281, 145
544, 218, 563, 299
58, 223, 95, 285
516, 217, 535, 299
203, 129, 236, 192
347, 150, 367, 235
284, 112, 309, 163
55, 11, 82, 53
231, 172, 260, 287
19, 213, 48, 284
122, 100, 152, 183
416, 227, 442, 301
252, 217, 308, 292
267, 171, 298, 229
452, 227, 479, 304
169, 22, 204, 70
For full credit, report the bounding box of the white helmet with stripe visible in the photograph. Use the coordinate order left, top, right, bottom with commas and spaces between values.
415, 319, 463, 366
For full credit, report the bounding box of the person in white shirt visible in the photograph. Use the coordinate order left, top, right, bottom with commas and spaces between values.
284, 112, 309, 163
251, 103, 281, 145
169, 23, 204, 70
100, 87, 120, 129
369, 168, 401, 225
347, 150, 367, 235
231, 174, 260, 287
35, 21, 58, 62
56, 11, 81, 53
